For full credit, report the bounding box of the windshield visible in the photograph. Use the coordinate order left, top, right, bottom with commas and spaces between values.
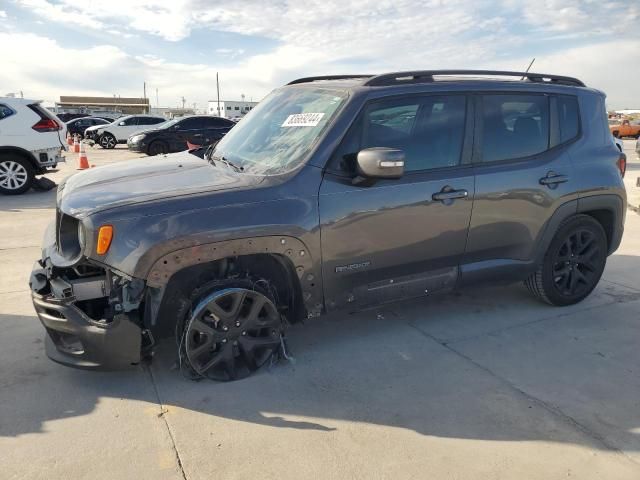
211, 87, 348, 174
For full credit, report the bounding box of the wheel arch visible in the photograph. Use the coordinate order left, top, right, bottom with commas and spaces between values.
143, 236, 322, 338
577, 195, 625, 255
0, 146, 39, 170
535, 194, 624, 263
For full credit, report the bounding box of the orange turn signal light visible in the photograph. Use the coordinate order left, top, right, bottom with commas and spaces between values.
96, 225, 113, 255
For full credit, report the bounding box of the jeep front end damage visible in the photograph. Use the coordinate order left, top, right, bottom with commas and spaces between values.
30, 259, 144, 370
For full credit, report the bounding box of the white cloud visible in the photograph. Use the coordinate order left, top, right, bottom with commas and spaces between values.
4, 1, 640, 109
0, 10, 7, 18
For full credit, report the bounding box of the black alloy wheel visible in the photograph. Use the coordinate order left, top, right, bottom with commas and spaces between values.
551, 228, 604, 298
182, 287, 282, 381
526, 215, 607, 306
99, 133, 116, 149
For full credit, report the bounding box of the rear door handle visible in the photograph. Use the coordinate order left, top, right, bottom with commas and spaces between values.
539, 173, 568, 186
432, 187, 468, 202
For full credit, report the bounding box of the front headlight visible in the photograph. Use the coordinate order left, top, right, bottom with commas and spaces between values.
130, 134, 144, 142
77, 222, 86, 251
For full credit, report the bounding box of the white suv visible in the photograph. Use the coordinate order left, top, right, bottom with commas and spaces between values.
0, 97, 66, 195
87, 114, 165, 149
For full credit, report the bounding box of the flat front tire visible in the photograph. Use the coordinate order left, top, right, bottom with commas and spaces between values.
178, 278, 283, 381
526, 215, 607, 306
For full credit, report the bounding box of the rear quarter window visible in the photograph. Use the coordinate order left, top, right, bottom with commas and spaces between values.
557, 95, 579, 143
0, 104, 15, 120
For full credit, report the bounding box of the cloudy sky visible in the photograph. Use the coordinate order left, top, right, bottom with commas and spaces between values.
1, 0, 638, 110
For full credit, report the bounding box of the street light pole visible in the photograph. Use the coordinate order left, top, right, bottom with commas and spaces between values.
216, 72, 221, 117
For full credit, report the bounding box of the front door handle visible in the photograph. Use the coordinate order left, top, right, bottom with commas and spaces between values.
432, 187, 468, 202
539, 172, 568, 187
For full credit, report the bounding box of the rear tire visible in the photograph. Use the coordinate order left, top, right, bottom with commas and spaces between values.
526, 215, 607, 306
0, 154, 35, 195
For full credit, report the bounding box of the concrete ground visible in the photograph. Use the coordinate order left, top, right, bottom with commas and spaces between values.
1, 141, 640, 479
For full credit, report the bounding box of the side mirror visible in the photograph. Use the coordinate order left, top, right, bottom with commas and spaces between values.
355, 147, 405, 180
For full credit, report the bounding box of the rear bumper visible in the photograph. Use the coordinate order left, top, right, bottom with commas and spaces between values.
34, 147, 65, 168
30, 260, 142, 370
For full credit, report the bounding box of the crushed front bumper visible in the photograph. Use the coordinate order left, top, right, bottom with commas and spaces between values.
30, 260, 142, 370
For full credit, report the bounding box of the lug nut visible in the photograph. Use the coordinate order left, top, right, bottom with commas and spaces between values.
235, 321, 241, 327
242, 331, 247, 336
222, 325, 228, 331
222, 338, 227, 343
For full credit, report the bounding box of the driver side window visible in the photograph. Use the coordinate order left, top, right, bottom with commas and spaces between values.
332, 95, 467, 174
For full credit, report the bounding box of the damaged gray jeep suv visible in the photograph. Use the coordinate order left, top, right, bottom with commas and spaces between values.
30, 70, 627, 381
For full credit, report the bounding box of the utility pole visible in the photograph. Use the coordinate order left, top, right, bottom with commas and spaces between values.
156, 88, 159, 108
181, 96, 186, 109
216, 72, 221, 117
143, 81, 147, 113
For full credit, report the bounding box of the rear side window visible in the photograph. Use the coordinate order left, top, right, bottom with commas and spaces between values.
557, 95, 579, 143
0, 105, 13, 120
480, 94, 549, 162
334, 95, 467, 173
179, 117, 204, 129
202, 117, 233, 128
120, 117, 138, 126
140, 117, 165, 125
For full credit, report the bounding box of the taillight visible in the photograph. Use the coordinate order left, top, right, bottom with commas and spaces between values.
617, 153, 626, 178
28, 104, 61, 132
32, 118, 60, 132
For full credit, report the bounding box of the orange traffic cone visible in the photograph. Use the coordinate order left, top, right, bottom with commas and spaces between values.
66, 132, 73, 146
73, 135, 80, 153
77, 143, 90, 170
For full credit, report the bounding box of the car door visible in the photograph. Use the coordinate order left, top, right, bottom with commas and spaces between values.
112, 117, 138, 140
319, 93, 475, 311
461, 93, 578, 284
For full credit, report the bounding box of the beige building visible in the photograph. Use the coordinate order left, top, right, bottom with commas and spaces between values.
55, 96, 150, 115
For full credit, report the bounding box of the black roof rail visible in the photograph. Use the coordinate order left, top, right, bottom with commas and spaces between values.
364, 70, 586, 87
287, 75, 373, 85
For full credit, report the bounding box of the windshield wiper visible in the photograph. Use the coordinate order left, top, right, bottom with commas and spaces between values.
211, 154, 244, 172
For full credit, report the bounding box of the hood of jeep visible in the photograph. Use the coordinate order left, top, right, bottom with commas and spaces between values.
58, 151, 263, 217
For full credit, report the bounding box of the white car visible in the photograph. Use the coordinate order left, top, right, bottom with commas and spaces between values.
0, 97, 66, 195
87, 114, 166, 149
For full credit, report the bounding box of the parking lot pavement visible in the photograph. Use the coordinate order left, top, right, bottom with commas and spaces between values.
1, 146, 640, 479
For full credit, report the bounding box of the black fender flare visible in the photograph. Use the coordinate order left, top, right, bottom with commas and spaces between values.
145, 235, 323, 318
534, 194, 624, 264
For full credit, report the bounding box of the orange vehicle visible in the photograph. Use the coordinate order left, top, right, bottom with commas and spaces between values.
610, 119, 640, 138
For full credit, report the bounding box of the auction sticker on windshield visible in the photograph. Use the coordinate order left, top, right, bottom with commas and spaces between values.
282, 113, 325, 127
